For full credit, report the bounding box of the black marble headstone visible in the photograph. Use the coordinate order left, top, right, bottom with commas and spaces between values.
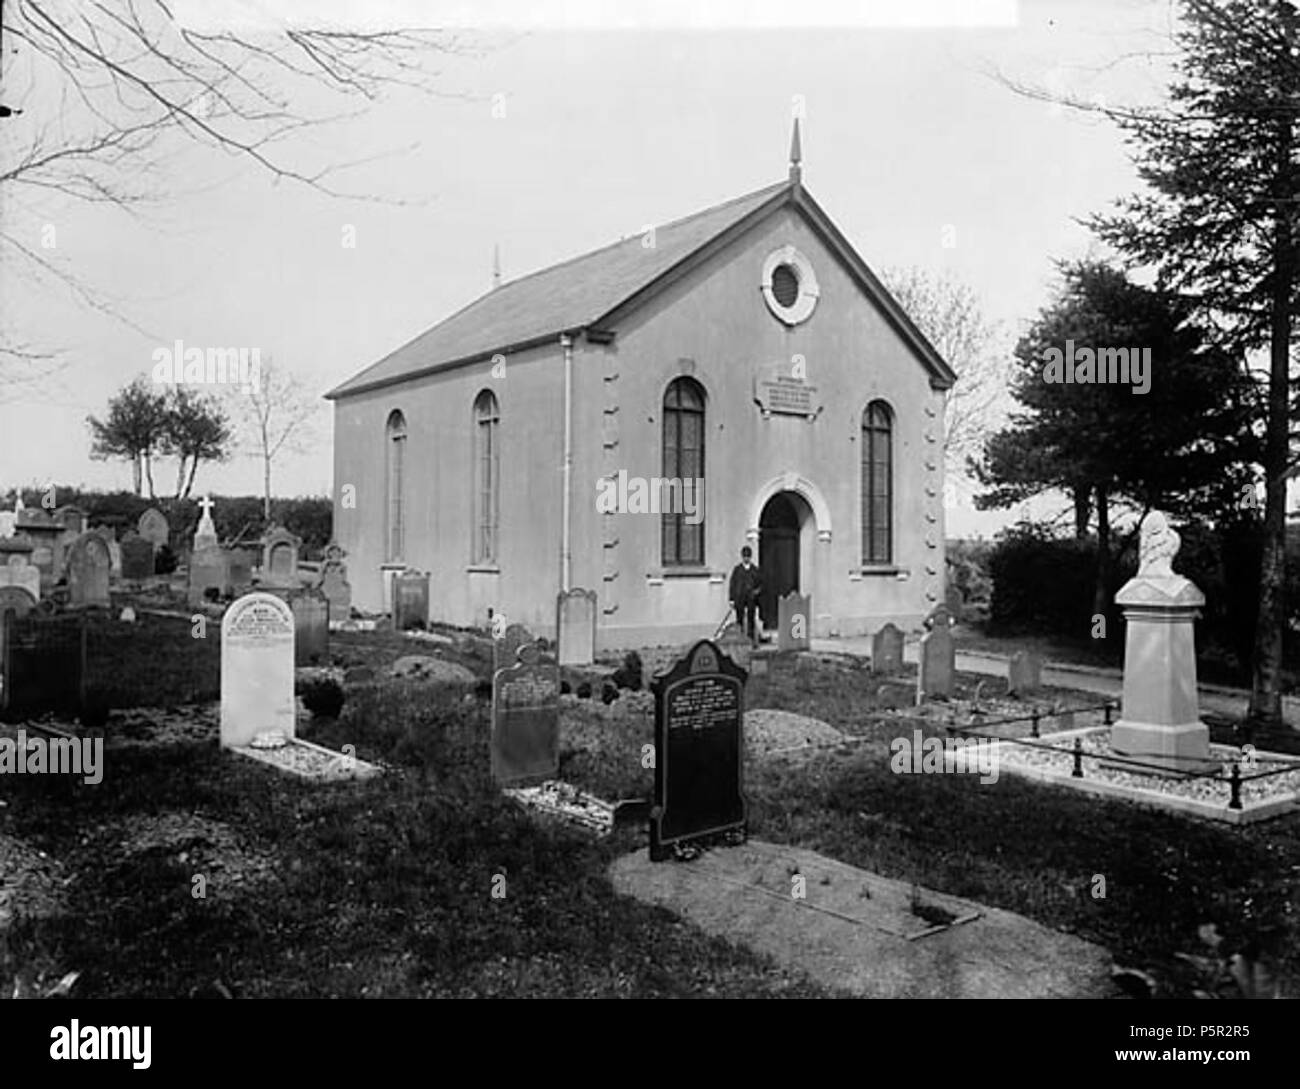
1, 612, 86, 720
649, 639, 748, 860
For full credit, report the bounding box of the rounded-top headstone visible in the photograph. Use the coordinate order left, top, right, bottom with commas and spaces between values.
220, 591, 296, 748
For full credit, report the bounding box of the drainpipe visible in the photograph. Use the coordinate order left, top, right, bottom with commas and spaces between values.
560, 333, 574, 591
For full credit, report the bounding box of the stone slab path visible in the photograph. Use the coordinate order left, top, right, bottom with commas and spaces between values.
610, 840, 1115, 998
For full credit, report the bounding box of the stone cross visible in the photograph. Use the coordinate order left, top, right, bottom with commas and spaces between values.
198, 495, 215, 519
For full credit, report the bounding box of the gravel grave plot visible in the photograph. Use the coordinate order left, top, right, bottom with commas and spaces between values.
504, 780, 616, 836
0, 830, 67, 929
744, 709, 845, 756
230, 738, 381, 781
873, 697, 1109, 736
83, 812, 277, 900
994, 727, 1300, 807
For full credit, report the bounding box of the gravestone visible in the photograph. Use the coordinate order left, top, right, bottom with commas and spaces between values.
391, 568, 430, 630
0, 507, 13, 539
717, 622, 752, 671
193, 495, 219, 551
1, 610, 85, 720
261, 526, 301, 588
137, 507, 169, 552
66, 532, 112, 607
491, 641, 560, 784
0, 585, 38, 624
103, 533, 122, 580
318, 541, 352, 618
917, 623, 955, 701
227, 548, 255, 596
188, 545, 228, 605
556, 587, 597, 666
220, 592, 296, 748
871, 623, 904, 674
55, 506, 86, 536
493, 622, 537, 674
777, 591, 811, 652
923, 603, 956, 632
290, 588, 330, 666
320, 562, 352, 618
944, 584, 964, 623
650, 639, 748, 861
1008, 650, 1044, 698
1110, 511, 1216, 773
120, 535, 154, 581
0, 549, 40, 603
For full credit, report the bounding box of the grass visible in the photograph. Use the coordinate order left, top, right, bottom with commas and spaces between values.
4, 612, 1298, 998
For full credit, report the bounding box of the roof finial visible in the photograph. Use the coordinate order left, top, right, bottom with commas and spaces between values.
492, 243, 502, 289
789, 116, 802, 186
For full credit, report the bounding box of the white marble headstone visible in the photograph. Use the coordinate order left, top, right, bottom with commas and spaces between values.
220, 592, 296, 748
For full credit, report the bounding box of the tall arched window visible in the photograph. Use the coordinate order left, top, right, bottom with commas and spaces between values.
662, 377, 705, 566
386, 410, 407, 562
862, 401, 893, 565
474, 390, 500, 564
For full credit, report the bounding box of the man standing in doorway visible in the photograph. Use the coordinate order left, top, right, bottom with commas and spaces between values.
729, 545, 763, 647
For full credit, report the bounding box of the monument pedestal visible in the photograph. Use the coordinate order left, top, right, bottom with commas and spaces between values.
1109, 573, 1217, 776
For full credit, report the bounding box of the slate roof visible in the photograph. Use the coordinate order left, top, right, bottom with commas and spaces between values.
327, 177, 955, 399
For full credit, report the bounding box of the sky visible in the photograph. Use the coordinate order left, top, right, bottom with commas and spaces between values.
0, 0, 1182, 536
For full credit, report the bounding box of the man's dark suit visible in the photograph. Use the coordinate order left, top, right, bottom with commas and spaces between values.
729, 561, 763, 642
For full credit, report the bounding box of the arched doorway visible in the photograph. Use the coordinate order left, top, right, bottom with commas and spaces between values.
758, 491, 812, 631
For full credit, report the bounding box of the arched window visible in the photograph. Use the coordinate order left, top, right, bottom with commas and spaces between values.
474, 390, 500, 564
862, 401, 893, 565
662, 377, 705, 566
385, 410, 407, 562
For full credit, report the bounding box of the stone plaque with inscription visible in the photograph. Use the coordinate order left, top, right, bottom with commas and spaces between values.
650, 639, 748, 860
220, 591, 295, 748
491, 641, 560, 784
753, 362, 819, 420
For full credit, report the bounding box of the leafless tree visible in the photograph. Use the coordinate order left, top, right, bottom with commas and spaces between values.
225, 355, 320, 520
0, 0, 483, 375
882, 266, 1012, 484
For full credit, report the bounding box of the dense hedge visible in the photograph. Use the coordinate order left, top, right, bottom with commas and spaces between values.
0, 487, 334, 557
984, 516, 1300, 683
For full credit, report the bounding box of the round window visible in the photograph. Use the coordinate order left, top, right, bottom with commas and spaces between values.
771, 264, 800, 308
761, 246, 819, 325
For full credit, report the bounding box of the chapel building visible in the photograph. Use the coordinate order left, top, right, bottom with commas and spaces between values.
327, 125, 956, 647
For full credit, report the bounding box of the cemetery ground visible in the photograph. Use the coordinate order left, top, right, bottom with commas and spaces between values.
2, 611, 1298, 998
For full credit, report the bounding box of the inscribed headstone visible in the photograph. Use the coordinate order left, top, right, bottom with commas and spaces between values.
777, 591, 811, 652
1008, 650, 1044, 698
650, 640, 748, 860
138, 508, 169, 551
220, 592, 296, 748
556, 588, 597, 666
491, 641, 560, 784
66, 532, 111, 607
917, 624, 955, 701
121, 536, 153, 581
871, 623, 904, 674
290, 588, 330, 667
